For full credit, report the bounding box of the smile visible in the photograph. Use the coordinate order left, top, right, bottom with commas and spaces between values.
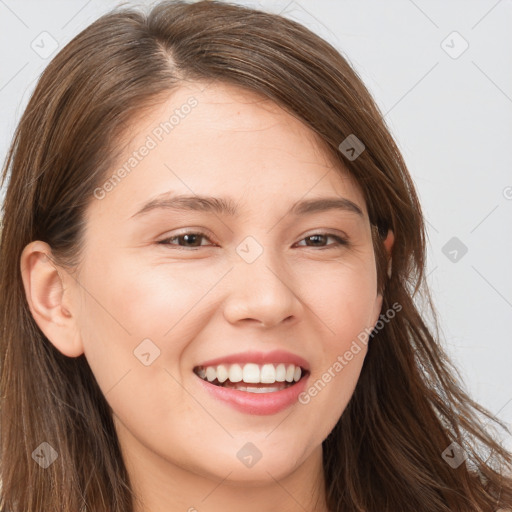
193, 362, 307, 393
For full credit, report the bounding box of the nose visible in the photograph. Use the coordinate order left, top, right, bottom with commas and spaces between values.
222, 251, 302, 329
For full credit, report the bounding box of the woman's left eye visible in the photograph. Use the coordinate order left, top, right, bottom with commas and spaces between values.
294, 233, 349, 249
157, 231, 348, 250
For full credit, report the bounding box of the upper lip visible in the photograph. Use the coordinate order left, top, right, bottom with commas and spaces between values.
194, 349, 310, 372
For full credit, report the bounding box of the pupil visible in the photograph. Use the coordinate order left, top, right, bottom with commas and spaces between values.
308, 234, 325, 246
183, 234, 200, 246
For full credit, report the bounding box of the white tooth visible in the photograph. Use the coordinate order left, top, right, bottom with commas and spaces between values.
260, 364, 276, 383
285, 364, 295, 383
201, 362, 302, 385
242, 363, 260, 383
206, 366, 217, 382
275, 363, 286, 382
229, 364, 243, 383
216, 364, 229, 383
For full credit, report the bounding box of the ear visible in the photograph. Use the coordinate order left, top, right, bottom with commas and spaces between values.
382, 229, 394, 277
370, 229, 395, 329
20, 241, 84, 357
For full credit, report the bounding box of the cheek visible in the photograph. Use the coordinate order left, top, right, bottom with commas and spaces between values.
302, 255, 379, 342
76, 259, 204, 434
294, 257, 378, 436
79, 252, 216, 341
76, 253, 229, 394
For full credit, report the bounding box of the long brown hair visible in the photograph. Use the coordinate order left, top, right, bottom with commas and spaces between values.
1, 1, 511, 510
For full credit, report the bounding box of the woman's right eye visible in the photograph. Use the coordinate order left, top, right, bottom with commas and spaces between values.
157, 231, 214, 250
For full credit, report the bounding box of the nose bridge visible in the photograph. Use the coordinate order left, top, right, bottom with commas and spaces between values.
222, 236, 300, 327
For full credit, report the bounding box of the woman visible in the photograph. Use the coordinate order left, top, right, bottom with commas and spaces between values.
1, 1, 511, 511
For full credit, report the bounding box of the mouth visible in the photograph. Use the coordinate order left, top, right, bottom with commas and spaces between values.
193, 362, 309, 393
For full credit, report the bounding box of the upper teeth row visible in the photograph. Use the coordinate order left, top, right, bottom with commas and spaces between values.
196, 363, 302, 384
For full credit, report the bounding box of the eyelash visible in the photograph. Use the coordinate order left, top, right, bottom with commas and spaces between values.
157, 231, 349, 250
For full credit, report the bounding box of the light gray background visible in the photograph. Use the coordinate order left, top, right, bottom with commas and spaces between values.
1, 0, 511, 448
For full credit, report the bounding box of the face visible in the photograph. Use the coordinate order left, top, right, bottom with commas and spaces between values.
39, 82, 385, 486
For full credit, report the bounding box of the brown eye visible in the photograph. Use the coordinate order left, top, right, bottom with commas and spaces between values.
296, 233, 349, 248
158, 232, 212, 249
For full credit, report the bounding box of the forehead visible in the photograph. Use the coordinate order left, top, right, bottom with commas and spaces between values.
87, 81, 367, 224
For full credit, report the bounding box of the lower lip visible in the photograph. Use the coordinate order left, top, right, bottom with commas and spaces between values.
195, 374, 309, 415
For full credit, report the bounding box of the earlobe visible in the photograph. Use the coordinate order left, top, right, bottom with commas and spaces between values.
20, 241, 84, 357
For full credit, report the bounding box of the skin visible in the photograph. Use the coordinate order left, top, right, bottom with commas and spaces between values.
21, 81, 393, 512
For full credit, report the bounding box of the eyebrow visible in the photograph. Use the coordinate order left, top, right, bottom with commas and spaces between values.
130, 193, 364, 219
